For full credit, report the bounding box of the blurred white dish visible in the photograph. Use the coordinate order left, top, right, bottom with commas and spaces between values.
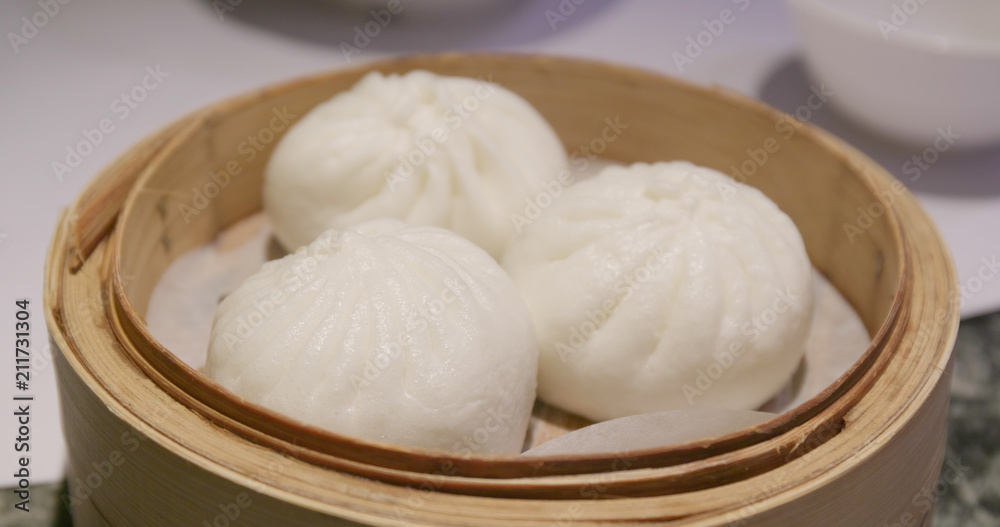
784, 0, 1000, 148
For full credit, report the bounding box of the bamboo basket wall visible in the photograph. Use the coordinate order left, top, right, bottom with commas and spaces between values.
44, 54, 958, 526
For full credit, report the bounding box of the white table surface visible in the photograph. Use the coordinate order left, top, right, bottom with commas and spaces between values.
3, 0, 998, 486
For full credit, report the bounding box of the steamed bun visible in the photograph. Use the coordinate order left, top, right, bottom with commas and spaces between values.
204, 219, 538, 454
264, 70, 568, 258
502, 161, 814, 421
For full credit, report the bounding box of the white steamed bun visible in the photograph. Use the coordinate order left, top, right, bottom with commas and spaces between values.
264, 70, 568, 258
204, 218, 538, 454
502, 161, 814, 421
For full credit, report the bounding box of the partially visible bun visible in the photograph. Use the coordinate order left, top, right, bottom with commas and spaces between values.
264, 70, 567, 257
205, 219, 538, 454
503, 161, 814, 421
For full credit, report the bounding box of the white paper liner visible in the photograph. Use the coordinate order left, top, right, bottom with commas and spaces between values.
145, 211, 870, 454
521, 409, 778, 456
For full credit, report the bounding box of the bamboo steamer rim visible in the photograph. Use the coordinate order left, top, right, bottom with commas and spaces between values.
114, 53, 911, 486
49, 54, 959, 509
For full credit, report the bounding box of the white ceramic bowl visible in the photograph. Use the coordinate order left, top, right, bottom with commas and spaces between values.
783, 0, 1000, 148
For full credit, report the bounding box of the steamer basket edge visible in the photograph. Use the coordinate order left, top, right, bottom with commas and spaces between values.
44, 53, 959, 527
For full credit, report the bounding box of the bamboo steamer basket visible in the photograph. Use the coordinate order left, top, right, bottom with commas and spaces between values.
44, 54, 958, 526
